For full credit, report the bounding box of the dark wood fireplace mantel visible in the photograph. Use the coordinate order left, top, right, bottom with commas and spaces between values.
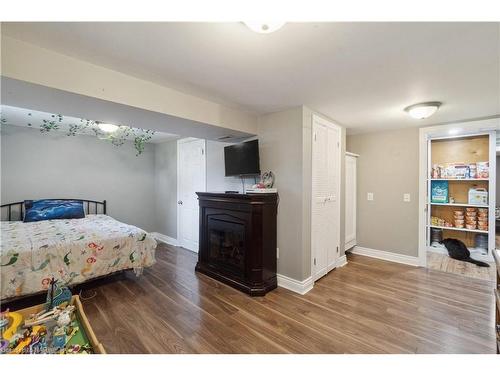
195, 192, 278, 296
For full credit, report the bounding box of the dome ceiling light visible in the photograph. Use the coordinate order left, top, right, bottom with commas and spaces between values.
244, 22, 285, 34
404, 102, 442, 119
97, 122, 119, 133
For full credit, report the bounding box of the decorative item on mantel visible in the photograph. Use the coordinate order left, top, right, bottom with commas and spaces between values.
247, 171, 278, 193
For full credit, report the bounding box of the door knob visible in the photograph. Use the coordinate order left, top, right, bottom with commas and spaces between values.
178, 200, 183, 205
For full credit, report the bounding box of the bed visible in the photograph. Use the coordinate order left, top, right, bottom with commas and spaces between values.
0, 199, 157, 300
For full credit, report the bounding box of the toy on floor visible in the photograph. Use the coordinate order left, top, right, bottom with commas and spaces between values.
0, 311, 23, 340
46, 278, 72, 310
0, 279, 94, 354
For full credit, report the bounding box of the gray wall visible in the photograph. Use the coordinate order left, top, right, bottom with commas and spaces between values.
153, 138, 252, 239
346, 127, 419, 257
258, 107, 305, 280
154, 140, 177, 238
206, 140, 255, 192
258, 106, 347, 281
1, 124, 157, 231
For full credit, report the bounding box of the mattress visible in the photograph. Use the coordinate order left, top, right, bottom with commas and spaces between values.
0, 214, 157, 299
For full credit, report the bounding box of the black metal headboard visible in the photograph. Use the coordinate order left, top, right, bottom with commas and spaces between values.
0, 199, 107, 222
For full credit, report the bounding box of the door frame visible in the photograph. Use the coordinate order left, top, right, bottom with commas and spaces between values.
345, 152, 359, 250
311, 114, 342, 281
177, 137, 207, 252
418, 119, 498, 267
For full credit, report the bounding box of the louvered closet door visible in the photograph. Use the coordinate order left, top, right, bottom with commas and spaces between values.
312, 117, 340, 282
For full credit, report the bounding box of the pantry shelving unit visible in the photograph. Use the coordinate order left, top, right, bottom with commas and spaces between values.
429, 225, 489, 234
430, 203, 489, 208
426, 133, 496, 259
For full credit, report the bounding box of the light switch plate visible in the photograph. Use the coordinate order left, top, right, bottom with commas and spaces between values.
367, 192, 374, 201
403, 193, 411, 202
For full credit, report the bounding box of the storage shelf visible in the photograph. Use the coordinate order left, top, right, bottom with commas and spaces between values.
429, 225, 488, 234
429, 244, 489, 256
429, 202, 489, 208
429, 178, 489, 181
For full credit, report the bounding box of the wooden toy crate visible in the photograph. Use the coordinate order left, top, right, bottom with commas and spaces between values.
14, 295, 105, 354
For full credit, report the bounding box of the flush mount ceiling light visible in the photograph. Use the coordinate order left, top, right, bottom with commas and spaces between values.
244, 22, 285, 34
97, 122, 119, 133
404, 102, 442, 119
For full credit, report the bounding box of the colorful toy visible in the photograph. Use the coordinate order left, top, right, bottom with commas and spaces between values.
0, 339, 9, 353
64, 326, 79, 347
53, 335, 66, 349
1, 294, 95, 354
1, 311, 23, 340
24, 305, 75, 327
10, 330, 32, 354
45, 278, 72, 310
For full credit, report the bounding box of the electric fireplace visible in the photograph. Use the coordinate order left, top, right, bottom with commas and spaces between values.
195, 192, 278, 296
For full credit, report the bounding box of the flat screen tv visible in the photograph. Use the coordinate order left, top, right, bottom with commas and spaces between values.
224, 139, 260, 177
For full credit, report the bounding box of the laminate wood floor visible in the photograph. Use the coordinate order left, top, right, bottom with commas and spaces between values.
80, 243, 496, 354
426, 252, 496, 282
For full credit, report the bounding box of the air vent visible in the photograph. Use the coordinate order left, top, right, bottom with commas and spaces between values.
216, 135, 234, 141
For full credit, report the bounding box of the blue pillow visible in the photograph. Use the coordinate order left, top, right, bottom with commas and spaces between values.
24, 199, 85, 222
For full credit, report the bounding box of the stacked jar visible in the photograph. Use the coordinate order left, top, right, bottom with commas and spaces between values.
477, 208, 488, 231
465, 208, 478, 229
453, 210, 465, 228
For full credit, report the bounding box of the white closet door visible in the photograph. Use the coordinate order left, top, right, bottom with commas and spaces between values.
177, 138, 206, 252
312, 116, 340, 281
345, 154, 357, 250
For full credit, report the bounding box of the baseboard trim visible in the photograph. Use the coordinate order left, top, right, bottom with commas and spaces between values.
336, 254, 348, 268
350, 246, 420, 267
150, 232, 179, 247
277, 274, 313, 295
327, 255, 348, 272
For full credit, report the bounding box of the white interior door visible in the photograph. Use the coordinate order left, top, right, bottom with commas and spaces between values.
345, 154, 357, 250
311, 116, 341, 281
177, 138, 206, 252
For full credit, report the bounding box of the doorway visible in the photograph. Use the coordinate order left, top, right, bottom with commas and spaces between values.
177, 138, 206, 252
418, 119, 498, 271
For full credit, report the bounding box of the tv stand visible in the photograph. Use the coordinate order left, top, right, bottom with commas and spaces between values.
195, 192, 278, 296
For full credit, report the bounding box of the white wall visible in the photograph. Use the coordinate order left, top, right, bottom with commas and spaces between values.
1, 125, 157, 231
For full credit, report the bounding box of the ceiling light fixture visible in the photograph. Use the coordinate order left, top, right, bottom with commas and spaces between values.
244, 22, 285, 34
404, 102, 442, 119
97, 122, 119, 133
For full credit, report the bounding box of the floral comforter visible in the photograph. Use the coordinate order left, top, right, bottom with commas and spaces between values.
0, 214, 157, 299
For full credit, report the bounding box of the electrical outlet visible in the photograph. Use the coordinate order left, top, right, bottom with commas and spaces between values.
367, 192, 374, 201
403, 193, 411, 202
277, 247, 279, 259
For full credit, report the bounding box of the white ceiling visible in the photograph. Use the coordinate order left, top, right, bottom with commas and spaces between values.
2, 22, 499, 133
